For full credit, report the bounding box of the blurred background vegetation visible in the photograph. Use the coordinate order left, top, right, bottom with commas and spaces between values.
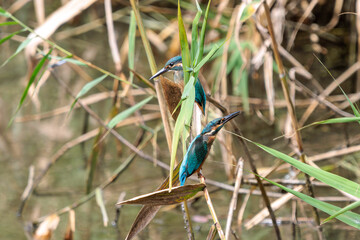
1, 0, 360, 239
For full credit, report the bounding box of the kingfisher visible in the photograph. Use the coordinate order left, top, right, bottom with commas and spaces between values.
179, 111, 240, 186
149, 56, 207, 116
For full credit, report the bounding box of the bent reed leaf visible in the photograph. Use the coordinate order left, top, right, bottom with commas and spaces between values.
117, 184, 205, 206
125, 162, 183, 240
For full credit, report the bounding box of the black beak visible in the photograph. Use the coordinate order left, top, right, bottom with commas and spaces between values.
222, 111, 241, 124
149, 67, 168, 81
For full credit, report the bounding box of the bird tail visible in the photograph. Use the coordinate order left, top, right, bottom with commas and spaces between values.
180, 171, 187, 186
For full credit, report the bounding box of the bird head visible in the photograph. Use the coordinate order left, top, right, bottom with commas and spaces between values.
201, 111, 241, 136
149, 56, 183, 80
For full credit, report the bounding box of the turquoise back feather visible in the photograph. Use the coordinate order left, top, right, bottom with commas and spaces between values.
180, 135, 209, 186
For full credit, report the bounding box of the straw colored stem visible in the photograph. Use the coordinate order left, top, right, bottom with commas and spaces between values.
181, 201, 194, 240
104, 0, 122, 104
199, 174, 225, 240
225, 159, 244, 239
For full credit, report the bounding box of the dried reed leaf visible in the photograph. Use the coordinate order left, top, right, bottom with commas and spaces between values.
263, 51, 275, 123
125, 162, 182, 240
95, 188, 109, 227
118, 184, 205, 206
34, 214, 60, 240
64, 210, 75, 240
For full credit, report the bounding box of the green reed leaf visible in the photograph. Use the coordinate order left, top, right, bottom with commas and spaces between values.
107, 96, 153, 129
1, 36, 33, 67
0, 7, 10, 17
194, 40, 224, 72
0, 29, 26, 45
259, 175, 360, 229
323, 200, 360, 225
169, 76, 195, 190
0, 21, 18, 26
178, 0, 191, 84
69, 74, 108, 113
252, 141, 360, 198
190, 0, 202, 61
8, 48, 52, 126
197, 0, 212, 65
128, 10, 136, 83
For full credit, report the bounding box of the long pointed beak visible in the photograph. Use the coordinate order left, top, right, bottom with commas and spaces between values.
222, 111, 241, 124
149, 67, 168, 81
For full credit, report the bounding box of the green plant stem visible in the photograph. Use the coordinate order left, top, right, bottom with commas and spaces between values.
263, 2, 323, 238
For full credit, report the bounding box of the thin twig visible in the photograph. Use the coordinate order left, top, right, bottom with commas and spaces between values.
181, 201, 194, 240
225, 159, 244, 239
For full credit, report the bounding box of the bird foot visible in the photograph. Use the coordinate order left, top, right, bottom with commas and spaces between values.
197, 171, 205, 180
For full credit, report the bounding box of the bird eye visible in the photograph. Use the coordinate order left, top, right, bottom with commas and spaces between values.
169, 62, 174, 67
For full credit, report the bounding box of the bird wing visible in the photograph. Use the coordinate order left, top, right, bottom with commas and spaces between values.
195, 79, 206, 115
180, 136, 208, 186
